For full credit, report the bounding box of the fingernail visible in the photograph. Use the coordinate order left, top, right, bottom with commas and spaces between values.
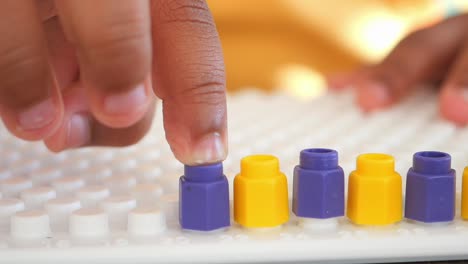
327, 75, 346, 90
104, 84, 147, 115
459, 86, 468, 102
440, 86, 468, 125
18, 98, 56, 131
367, 82, 390, 103
66, 113, 91, 148
358, 81, 391, 110
191, 132, 227, 164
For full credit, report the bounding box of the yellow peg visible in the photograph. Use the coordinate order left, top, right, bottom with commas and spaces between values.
462, 167, 468, 220
234, 155, 289, 227
347, 153, 402, 225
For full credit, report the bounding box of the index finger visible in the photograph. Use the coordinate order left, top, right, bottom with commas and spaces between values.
151, 0, 227, 165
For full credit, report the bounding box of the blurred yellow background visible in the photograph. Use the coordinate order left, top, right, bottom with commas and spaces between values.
207, 0, 468, 97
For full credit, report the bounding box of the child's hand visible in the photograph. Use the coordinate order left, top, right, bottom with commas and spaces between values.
0, 0, 227, 165
328, 14, 468, 125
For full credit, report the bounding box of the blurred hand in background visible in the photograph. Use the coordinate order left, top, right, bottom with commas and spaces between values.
212, 0, 468, 124
329, 14, 468, 125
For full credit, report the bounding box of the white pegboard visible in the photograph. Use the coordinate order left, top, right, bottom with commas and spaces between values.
0, 90, 467, 263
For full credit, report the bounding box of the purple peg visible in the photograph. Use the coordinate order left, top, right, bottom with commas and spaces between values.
292, 148, 345, 219
405, 151, 456, 223
179, 163, 230, 231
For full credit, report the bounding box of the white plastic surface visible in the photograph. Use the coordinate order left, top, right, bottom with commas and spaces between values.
0, 90, 468, 263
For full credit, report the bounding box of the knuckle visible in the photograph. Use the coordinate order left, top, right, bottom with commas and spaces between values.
0, 44, 48, 108
158, 49, 226, 105
155, 0, 214, 27
179, 71, 226, 106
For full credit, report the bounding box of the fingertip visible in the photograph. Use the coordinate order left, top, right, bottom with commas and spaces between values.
0, 97, 64, 141
171, 131, 228, 166
44, 132, 64, 153
87, 80, 153, 128
188, 132, 228, 165
440, 86, 468, 125
161, 97, 228, 166
45, 112, 93, 152
44, 85, 92, 152
327, 72, 355, 90
356, 80, 393, 112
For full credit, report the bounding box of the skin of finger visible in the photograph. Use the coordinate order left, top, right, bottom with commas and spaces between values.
54, 0, 153, 128
45, 83, 156, 151
439, 41, 468, 125
327, 67, 369, 90
44, 84, 89, 151
90, 100, 155, 147
36, 0, 56, 21
41, 15, 81, 151
327, 73, 354, 90
356, 15, 468, 109
441, 39, 468, 89
0, 0, 63, 140
440, 87, 468, 125
42, 12, 156, 150
43, 16, 79, 90
151, 0, 228, 165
